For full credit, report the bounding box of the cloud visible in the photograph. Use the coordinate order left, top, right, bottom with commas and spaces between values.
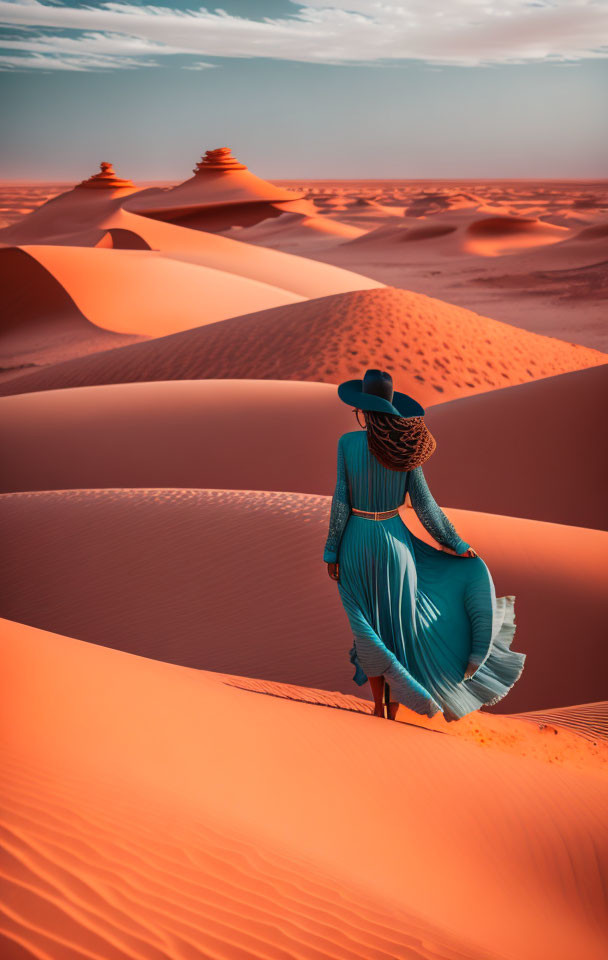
0, 49, 158, 69
0, 0, 606, 72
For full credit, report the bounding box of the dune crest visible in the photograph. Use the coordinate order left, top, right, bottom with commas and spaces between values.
1, 286, 603, 401
0, 379, 355, 495
0, 247, 147, 376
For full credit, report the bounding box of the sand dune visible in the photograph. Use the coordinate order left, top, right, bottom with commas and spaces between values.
125, 147, 307, 232
2, 205, 384, 353
0, 380, 355, 496
2, 617, 607, 960
0, 247, 147, 377
423, 363, 608, 530
463, 215, 568, 256
341, 214, 568, 258
105, 207, 376, 294
344, 222, 459, 250
0, 177, 139, 245
14, 244, 307, 338
1, 369, 604, 533
1, 286, 604, 401
220, 210, 365, 250
570, 222, 608, 241
264, 180, 608, 349
3, 173, 606, 960
1, 487, 606, 712
513, 701, 608, 744
1, 176, 384, 310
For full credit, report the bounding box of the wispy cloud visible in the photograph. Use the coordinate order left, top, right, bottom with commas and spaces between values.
0, 0, 607, 72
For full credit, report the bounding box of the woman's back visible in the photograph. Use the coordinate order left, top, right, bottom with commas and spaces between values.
341, 430, 408, 512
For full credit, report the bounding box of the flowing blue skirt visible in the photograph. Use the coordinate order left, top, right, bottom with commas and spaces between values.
337, 513, 526, 720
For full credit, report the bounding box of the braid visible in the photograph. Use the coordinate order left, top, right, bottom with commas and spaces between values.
362, 409, 437, 471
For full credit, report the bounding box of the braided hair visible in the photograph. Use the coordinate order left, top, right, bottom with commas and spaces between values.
358, 408, 437, 472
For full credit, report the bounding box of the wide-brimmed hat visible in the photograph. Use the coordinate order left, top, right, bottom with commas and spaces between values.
337, 369, 425, 419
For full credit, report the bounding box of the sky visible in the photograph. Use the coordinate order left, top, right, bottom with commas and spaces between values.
1, 0, 607, 180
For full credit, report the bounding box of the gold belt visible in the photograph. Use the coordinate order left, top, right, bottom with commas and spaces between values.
351, 507, 401, 520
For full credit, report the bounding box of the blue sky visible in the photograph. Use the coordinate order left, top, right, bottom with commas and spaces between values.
1, 0, 607, 180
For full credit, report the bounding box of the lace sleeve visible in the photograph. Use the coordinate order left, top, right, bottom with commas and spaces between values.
408, 466, 470, 554
323, 436, 351, 563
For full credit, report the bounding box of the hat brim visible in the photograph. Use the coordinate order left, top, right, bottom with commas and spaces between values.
337, 379, 425, 418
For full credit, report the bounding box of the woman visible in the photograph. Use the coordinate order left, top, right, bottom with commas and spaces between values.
323, 368, 526, 723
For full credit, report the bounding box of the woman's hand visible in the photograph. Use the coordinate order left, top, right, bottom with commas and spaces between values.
327, 561, 340, 582
464, 661, 479, 680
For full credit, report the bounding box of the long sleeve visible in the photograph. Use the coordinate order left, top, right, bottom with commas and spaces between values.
408, 466, 470, 555
323, 435, 351, 563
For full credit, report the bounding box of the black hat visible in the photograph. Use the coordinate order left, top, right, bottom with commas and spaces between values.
337, 369, 425, 418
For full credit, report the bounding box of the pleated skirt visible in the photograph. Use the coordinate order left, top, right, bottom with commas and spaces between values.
336, 513, 526, 720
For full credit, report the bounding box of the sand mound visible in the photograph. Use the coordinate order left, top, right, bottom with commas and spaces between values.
423, 364, 608, 530
14, 244, 307, 338
467, 216, 549, 237
3, 197, 383, 310
0, 180, 139, 245
569, 222, 608, 242
0, 380, 355, 495
1, 287, 604, 401
340, 216, 565, 258
402, 224, 458, 242
105, 208, 381, 295
0, 248, 147, 374
346, 223, 459, 246
463, 216, 568, 256
127, 147, 306, 231
514, 702, 608, 744
1, 487, 606, 712
2, 617, 607, 960
220, 210, 365, 248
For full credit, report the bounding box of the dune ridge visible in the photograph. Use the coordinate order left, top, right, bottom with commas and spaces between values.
1, 368, 605, 531
0, 380, 355, 496
513, 702, 608, 744
422, 363, 608, 530
11, 244, 308, 339
1, 286, 604, 401
0, 248, 148, 375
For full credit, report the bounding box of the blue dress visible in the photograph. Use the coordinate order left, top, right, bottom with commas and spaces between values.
323, 430, 526, 720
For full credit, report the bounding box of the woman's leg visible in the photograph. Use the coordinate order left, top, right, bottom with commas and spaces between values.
369, 675, 385, 717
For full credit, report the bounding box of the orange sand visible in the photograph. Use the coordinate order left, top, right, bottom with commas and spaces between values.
1, 488, 606, 711
268, 179, 608, 349
1, 286, 604, 400
422, 363, 608, 530
0, 380, 355, 495
15, 244, 307, 338
0, 247, 147, 378
2, 174, 606, 960
2, 618, 606, 960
